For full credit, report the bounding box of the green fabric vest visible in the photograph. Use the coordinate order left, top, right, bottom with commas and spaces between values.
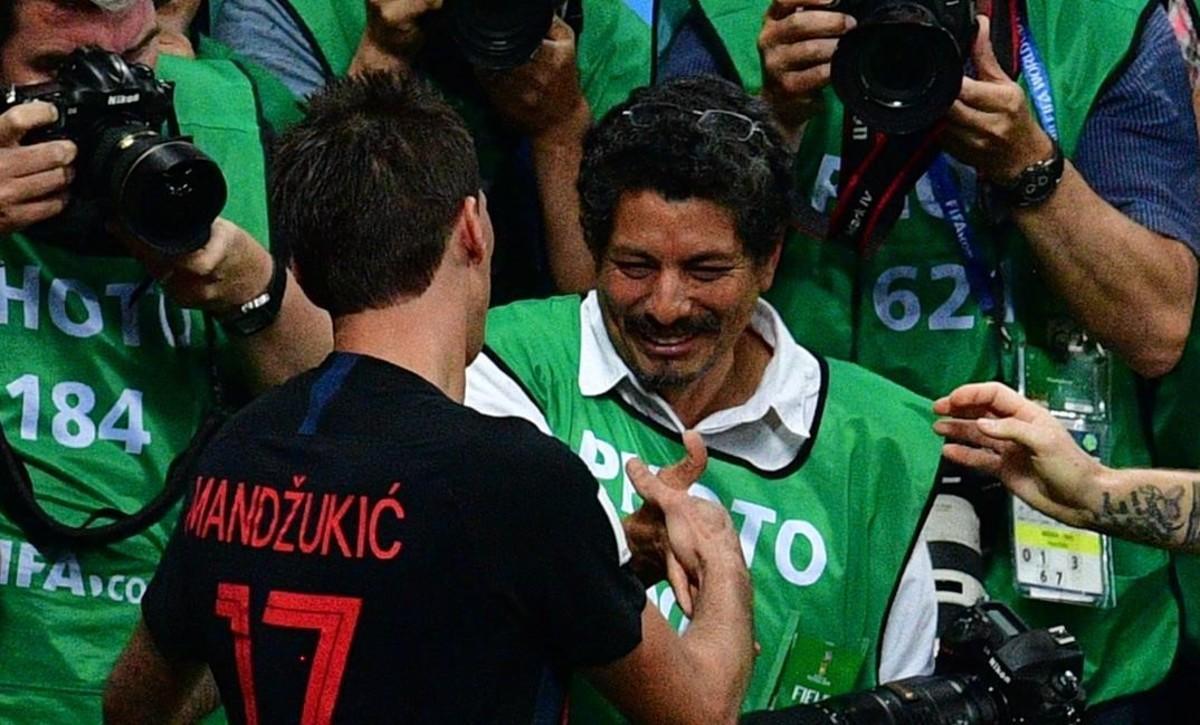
195, 36, 306, 132
0, 54, 268, 723
484, 296, 940, 716
271, 0, 770, 121
578, 0, 770, 119
764, 0, 1172, 704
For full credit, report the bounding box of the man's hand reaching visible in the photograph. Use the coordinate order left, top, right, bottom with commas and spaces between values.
625, 431, 747, 618
933, 381, 1104, 529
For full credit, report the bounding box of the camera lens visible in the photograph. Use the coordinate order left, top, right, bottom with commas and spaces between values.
445, 0, 556, 69
832, 3, 971, 134
93, 124, 227, 256
859, 26, 939, 108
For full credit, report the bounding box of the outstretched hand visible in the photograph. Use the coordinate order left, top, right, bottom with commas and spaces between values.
933, 382, 1103, 528
625, 431, 744, 618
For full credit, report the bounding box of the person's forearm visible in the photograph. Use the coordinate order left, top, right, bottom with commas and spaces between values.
532, 101, 595, 293
349, 36, 411, 76
232, 269, 332, 391
677, 557, 755, 723
1013, 161, 1197, 378
1075, 466, 1200, 552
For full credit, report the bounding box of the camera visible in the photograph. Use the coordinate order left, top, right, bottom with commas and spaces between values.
742, 603, 1085, 725
829, 0, 978, 134
440, 0, 582, 69
1, 47, 227, 255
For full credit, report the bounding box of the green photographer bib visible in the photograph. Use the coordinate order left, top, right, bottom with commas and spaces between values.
0, 54, 269, 723
483, 296, 939, 719
765, 0, 1174, 704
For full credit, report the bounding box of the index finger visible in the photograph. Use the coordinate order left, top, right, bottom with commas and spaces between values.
0, 102, 59, 148
768, 0, 839, 19
657, 430, 708, 491
934, 382, 1040, 422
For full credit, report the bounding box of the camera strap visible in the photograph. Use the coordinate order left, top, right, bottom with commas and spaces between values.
922, 3, 1057, 319
827, 117, 946, 255
827, 0, 1024, 253
0, 317, 227, 553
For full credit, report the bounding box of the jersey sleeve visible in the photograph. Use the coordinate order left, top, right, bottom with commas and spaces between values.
485, 427, 647, 668
141, 516, 205, 662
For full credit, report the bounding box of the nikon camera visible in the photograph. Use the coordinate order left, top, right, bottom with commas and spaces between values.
1, 47, 227, 255
829, 0, 978, 134
743, 603, 1085, 725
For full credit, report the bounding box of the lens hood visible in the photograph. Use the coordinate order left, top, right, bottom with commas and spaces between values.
832, 3, 969, 134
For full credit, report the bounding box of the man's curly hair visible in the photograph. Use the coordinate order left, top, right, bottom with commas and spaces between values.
578, 75, 794, 266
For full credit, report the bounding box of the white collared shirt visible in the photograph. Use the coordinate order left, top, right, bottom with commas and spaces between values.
576, 292, 821, 471
465, 292, 937, 682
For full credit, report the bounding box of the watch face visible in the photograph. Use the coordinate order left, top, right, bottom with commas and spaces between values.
1013, 144, 1064, 207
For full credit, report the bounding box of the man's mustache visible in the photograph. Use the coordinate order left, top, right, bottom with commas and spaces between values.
626, 312, 721, 339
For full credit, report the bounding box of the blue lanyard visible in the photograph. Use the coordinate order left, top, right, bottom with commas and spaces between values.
927, 11, 1056, 317
1016, 14, 1059, 141
928, 155, 999, 314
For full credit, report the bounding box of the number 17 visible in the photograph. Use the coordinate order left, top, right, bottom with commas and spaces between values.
215, 583, 362, 725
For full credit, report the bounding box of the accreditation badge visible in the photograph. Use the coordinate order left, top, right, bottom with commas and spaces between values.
1010, 328, 1115, 608
765, 611, 869, 709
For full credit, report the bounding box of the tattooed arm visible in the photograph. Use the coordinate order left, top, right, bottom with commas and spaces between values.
933, 381, 1200, 552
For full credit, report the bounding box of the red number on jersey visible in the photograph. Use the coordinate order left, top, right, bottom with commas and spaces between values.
215, 583, 363, 725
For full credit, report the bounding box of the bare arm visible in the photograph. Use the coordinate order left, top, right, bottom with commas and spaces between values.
587, 434, 754, 724
935, 381, 1200, 552
134, 219, 332, 392
104, 620, 212, 724
943, 16, 1197, 379
1010, 166, 1197, 379
481, 17, 596, 292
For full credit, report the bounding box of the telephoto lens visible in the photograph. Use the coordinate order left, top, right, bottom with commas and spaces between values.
830, 0, 978, 134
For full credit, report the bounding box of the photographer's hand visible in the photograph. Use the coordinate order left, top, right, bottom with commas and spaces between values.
349, 0, 443, 75
758, 0, 856, 150
480, 16, 595, 292
0, 102, 76, 235
941, 16, 1054, 183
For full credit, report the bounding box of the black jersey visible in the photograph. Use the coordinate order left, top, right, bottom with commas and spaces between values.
142, 353, 646, 724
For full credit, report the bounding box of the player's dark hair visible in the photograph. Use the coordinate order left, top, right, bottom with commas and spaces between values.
579, 75, 793, 267
272, 71, 481, 316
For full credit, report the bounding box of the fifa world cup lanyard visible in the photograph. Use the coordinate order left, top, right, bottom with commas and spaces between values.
930, 8, 1116, 608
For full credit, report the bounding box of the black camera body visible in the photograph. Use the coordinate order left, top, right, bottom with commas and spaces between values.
829, 0, 977, 134
434, 0, 582, 70
2, 47, 227, 255
743, 603, 1084, 725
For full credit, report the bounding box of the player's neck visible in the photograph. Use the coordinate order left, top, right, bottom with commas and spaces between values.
332, 278, 470, 403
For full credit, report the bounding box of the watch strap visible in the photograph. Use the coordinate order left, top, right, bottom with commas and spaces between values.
996, 140, 1065, 208
219, 255, 287, 337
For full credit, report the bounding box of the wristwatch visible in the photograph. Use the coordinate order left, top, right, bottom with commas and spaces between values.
995, 140, 1065, 208
219, 256, 287, 337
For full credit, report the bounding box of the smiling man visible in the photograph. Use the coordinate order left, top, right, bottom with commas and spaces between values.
465, 75, 943, 717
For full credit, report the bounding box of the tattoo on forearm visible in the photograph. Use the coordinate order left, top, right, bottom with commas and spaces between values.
1185, 482, 1200, 549
1090, 484, 1194, 548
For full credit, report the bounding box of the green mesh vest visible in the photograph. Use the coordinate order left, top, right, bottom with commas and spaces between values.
765, 0, 1172, 703
0, 54, 269, 723
483, 296, 940, 717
